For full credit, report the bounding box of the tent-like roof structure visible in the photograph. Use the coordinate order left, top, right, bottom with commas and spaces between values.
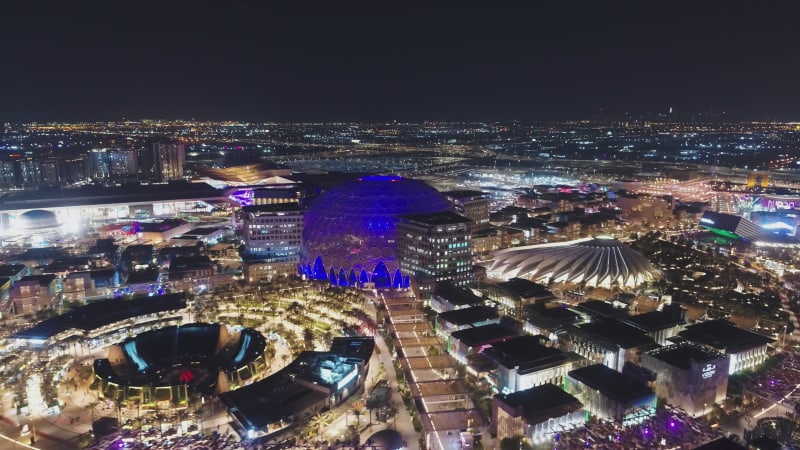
487, 236, 659, 288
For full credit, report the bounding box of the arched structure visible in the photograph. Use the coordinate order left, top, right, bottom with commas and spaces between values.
488, 237, 659, 289
93, 323, 267, 409
301, 175, 450, 288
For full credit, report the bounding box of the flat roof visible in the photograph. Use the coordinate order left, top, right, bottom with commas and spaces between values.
576, 300, 628, 319
494, 278, 553, 298
242, 204, 305, 214
623, 309, 685, 332
484, 335, 570, 373
13, 293, 186, 341
647, 343, 726, 370
0, 181, 225, 212
495, 383, 582, 425
329, 337, 375, 361
444, 190, 489, 199
526, 305, 582, 326
399, 211, 471, 226
567, 364, 653, 404
450, 324, 516, 348
438, 306, 498, 326
432, 282, 484, 306
576, 319, 655, 349
679, 320, 773, 353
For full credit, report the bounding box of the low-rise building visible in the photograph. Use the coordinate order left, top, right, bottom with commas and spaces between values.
484, 335, 582, 395
493, 383, 585, 444
563, 319, 656, 372
448, 323, 516, 365
11, 274, 59, 316
622, 305, 686, 346
436, 306, 499, 338
484, 278, 556, 318
641, 343, 729, 417
676, 320, 772, 375
566, 364, 656, 425
429, 282, 484, 313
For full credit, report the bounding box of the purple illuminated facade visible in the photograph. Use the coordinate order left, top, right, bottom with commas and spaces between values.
301, 176, 450, 288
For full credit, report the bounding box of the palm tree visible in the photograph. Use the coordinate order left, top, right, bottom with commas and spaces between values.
351, 401, 367, 429
306, 411, 333, 438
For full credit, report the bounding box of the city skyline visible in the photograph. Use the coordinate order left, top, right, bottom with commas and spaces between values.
2, 1, 800, 122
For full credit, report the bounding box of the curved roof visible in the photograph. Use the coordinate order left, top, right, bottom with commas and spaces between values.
19, 209, 60, 230
93, 323, 266, 388
303, 175, 450, 279
488, 237, 659, 288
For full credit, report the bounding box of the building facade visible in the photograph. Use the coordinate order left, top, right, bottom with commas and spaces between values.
397, 211, 473, 293
242, 204, 305, 282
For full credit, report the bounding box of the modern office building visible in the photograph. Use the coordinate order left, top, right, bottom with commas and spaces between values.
444, 190, 491, 233
565, 364, 656, 425
641, 343, 729, 417
241, 204, 305, 282
149, 141, 185, 182
88, 147, 139, 181
397, 211, 473, 293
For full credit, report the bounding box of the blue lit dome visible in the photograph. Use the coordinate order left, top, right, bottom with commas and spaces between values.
302, 175, 450, 288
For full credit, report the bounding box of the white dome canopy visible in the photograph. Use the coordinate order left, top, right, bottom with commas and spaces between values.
18, 209, 60, 230
488, 236, 659, 288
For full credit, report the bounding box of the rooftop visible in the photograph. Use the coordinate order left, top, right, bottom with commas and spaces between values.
432, 282, 484, 306
438, 306, 498, 326
575, 319, 655, 349
623, 307, 685, 332
0, 181, 225, 212
398, 211, 471, 226
493, 278, 553, 298
494, 383, 583, 425
679, 320, 773, 353
484, 335, 571, 373
647, 343, 726, 370
450, 323, 516, 347
13, 293, 186, 341
443, 190, 489, 200
576, 300, 628, 319
567, 364, 653, 403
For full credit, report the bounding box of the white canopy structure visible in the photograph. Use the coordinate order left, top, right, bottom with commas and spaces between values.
487, 236, 659, 288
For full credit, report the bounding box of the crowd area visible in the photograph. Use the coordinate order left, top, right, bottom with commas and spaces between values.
747, 352, 800, 407
554, 407, 721, 450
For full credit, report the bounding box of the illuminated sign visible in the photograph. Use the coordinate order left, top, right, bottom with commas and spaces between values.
700, 218, 714, 225
701, 363, 715, 379
762, 198, 800, 210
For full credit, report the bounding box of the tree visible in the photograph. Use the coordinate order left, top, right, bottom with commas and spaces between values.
351, 401, 367, 429
306, 411, 333, 437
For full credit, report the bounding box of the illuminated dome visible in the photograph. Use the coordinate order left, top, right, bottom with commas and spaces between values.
19, 209, 60, 230
487, 237, 659, 288
302, 175, 450, 288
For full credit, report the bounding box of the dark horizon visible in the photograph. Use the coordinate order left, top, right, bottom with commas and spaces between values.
2, 1, 800, 123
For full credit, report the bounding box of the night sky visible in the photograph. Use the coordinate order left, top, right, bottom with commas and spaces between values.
2, 1, 799, 122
